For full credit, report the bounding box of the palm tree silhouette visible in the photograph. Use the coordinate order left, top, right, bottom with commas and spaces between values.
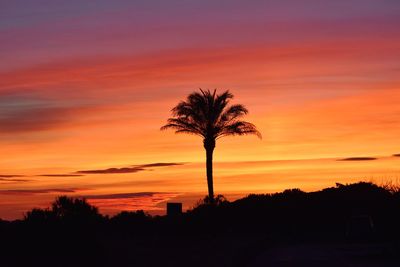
161, 89, 261, 202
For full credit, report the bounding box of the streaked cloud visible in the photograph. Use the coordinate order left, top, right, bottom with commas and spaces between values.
0, 91, 98, 136
83, 192, 156, 199
39, 174, 84, 177
84, 192, 181, 214
0, 188, 82, 195
0, 175, 31, 183
77, 162, 184, 175
134, 162, 184, 168
0, 178, 32, 183
338, 157, 378, 161
77, 167, 145, 174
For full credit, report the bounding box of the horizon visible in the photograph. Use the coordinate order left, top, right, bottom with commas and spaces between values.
1, 0, 400, 220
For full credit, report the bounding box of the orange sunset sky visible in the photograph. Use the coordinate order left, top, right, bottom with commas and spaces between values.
1, 0, 400, 220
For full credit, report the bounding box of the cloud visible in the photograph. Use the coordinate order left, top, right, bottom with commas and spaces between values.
0, 188, 81, 195
0, 178, 32, 182
83, 192, 181, 213
338, 157, 377, 161
393, 154, 400, 157
83, 192, 155, 200
77, 167, 145, 174
0, 92, 96, 135
0, 105, 73, 133
39, 174, 84, 177
0, 175, 31, 182
77, 162, 184, 175
134, 162, 184, 168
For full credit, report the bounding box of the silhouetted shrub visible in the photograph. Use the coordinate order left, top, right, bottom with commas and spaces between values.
51, 195, 102, 222
192, 194, 229, 209
23, 196, 103, 225
24, 208, 55, 223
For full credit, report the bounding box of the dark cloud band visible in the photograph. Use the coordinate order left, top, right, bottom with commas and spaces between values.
39, 174, 84, 177
338, 157, 377, 161
77, 162, 184, 175
0, 188, 82, 195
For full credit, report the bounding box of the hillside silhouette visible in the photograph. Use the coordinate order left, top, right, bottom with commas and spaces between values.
1, 182, 400, 266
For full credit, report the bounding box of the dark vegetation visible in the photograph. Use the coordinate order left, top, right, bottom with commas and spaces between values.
2, 182, 400, 266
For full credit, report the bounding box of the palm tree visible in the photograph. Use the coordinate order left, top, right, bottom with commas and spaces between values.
161, 89, 261, 202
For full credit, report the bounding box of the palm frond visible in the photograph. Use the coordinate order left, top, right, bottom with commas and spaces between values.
161, 88, 261, 141
217, 104, 248, 125
160, 118, 205, 137
217, 121, 262, 139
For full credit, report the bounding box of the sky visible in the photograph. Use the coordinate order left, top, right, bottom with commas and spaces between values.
1, 0, 400, 220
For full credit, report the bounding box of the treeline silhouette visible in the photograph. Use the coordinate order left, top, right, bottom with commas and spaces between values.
1, 182, 400, 266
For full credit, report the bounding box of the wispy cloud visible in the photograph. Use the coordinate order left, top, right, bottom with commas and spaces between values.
83, 192, 156, 199
0, 174, 25, 178
134, 162, 184, 168
0, 92, 99, 136
77, 167, 145, 174
338, 157, 377, 161
0, 175, 31, 182
0, 188, 82, 195
39, 174, 84, 177
83, 192, 181, 213
0, 103, 74, 133
77, 162, 184, 175
0, 178, 32, 182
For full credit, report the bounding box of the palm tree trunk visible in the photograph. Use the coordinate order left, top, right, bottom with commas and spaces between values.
204, 138, 215, 203
206, 146, 214, 202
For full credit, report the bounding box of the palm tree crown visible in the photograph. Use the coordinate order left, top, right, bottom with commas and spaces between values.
161, 89, 261, 202
161, 89, 261, 140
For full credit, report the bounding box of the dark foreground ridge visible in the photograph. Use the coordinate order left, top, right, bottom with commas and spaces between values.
1, 182, 400, 267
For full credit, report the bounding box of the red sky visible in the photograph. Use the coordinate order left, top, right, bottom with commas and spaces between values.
1, 0, 400, 220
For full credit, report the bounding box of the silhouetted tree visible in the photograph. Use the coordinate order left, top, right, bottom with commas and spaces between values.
195, 194, 229, 207
23, 196, 101, 224
51, 196, 101, 221
24, 208, 55, 223
161, 89, 261, 202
